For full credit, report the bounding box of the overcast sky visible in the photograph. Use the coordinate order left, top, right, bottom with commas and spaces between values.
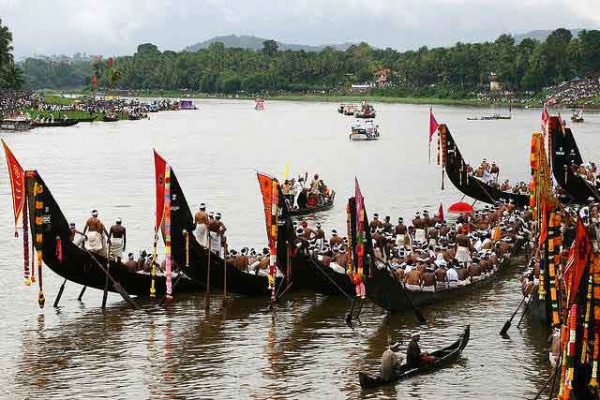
2, 0, 600, 59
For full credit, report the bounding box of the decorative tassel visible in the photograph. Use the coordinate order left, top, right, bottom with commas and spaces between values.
55, 236, 63, 263
581, 273, 593, 364
591, 330, 599, 387
23, 196, 31, 286
346, 200, 353, 277
34, 182, 45, 308
183, 230, 189, 268
268, 179, 279, 305
164, 165, 173, 301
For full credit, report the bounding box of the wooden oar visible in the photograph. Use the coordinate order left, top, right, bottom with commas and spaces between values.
77, 285, 87, 301
516, 295, 533, 328
53, 278, 67, 307
499, 292, 529, 336
308, 257, 353, 301
101, 243, 110, 309
85, 248, 140, 310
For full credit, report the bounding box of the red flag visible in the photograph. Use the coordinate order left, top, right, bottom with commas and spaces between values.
565, 217, 591, 305
153, 150, 167, 231
2, 140, 26, 235
429, 107, 439, 143
437, 202, 444, 221
91, 74, 97, 90
256, 172, 278, 244
541, 103, 549, 137
355, 177, 364, 226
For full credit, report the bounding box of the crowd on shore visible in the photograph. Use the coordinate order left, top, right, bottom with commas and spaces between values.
0, 89, 40, 114
0, 90, 195, 123
545, 77, 600, 106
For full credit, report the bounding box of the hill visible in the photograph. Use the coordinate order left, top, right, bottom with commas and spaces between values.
514, 28, 582, 43
183, 34, 355, 52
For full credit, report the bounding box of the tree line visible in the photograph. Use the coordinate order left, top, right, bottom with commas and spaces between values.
20, 28, 600, 98
0, 18, 23, 89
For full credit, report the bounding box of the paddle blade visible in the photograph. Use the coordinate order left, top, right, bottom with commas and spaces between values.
113, 282, 140, 310
499, 320, 511, 336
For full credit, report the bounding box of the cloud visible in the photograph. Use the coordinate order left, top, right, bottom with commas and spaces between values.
1, 0, 599, 58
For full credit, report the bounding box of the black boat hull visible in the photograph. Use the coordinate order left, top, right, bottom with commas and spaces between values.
28, 171, 204, 298
441, 124, 529, 207
548, 116, 600, 203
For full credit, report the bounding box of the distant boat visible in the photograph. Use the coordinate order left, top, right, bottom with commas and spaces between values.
179, 100, 197, 110
571, 110, 584, 123
31, 119, 79, 128
349, 119, 379, 140
255, 98, 265, 110
1, 116, 32, 131
467, 113, 512, 121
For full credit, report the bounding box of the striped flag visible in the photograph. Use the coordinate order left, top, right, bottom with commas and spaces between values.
541, 103, 550, 137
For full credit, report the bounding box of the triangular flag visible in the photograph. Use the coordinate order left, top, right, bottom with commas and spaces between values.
429, 107, 439, 143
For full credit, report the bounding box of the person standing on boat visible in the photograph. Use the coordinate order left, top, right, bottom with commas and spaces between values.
380, 342, 404, 381
108, 217, 127, 263
314, 223, 325, 251
83, 209, 109, 254
194, 203, 209, 247
406, 332, 435, 368
69, 222, 87, 248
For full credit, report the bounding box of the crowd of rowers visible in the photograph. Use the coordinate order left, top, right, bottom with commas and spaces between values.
469, 159, 529, 195
280, 174, 334, 210
568, 161, 600, 187
223, 201, 532, 290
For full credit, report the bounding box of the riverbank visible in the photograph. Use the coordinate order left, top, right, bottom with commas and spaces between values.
41, 89, 522, 108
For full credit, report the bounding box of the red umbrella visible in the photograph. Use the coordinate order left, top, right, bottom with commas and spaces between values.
448, 201, 474, 214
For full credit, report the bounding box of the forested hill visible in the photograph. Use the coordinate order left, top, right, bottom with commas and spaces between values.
183, 34, 355, 52
19, 28, 600, 99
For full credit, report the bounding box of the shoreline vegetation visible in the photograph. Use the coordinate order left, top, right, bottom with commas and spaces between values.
41, 90, 600, 109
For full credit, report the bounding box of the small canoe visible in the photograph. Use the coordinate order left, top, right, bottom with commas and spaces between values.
103, 115, 119, 122
358, 325, 470, 389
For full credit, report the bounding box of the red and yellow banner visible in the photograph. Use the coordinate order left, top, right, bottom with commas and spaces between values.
256, 172, 279, 302
2, 140, 26, 235
153, 150, 167, 232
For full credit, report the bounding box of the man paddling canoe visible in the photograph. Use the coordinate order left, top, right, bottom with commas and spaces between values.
406, 332, 435, 368
380, 342, 404, 381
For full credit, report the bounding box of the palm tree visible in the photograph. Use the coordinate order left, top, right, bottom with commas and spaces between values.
4, 63, 24, 89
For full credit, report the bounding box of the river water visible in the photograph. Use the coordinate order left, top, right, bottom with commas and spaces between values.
1, 101, 599, 399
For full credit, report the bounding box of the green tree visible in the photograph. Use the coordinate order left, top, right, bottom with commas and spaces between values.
262, 40, 279, 57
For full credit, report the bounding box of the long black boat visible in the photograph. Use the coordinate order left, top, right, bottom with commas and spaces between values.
166, 162, 283, 296
440, 124, 529, 207
351, 196, 523, 313
548, 116, 600, 203
26, 170, 203, 298
31, 119, 79, 128
358, 325, 470, 389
